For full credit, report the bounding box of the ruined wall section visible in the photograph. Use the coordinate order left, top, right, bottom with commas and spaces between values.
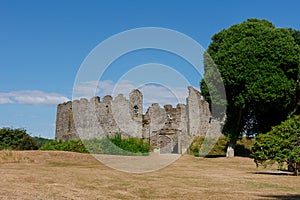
144, 103, 190, 153
187, 86, 211, 137
55, 101, 78, 141
175, 104, 191, 153
97, 95, 119, 137
71, 97, 98, 139
146, 103, 188, 134
144, 103, 166, 139
56, 90, 144, 141
56, 87, 216, 154
174, 104, 188, 135
111, 90, 143, 138
129, 89, 143, 137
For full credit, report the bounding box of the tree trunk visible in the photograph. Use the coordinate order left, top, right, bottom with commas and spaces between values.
288, 161, 299, 176
226, 108, 242, 158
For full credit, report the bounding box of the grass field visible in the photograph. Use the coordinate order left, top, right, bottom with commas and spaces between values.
0, 150, 300, 200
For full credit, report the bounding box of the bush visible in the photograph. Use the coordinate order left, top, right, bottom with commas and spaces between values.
107, 133, 149, 155
33, 136, 53, 148
84, 134, 149, 155
0, 128, 38, 150
40, 133, 150, 156
40, 140, 89, 153
84, 137, 130, 155
251, 115, 300, 174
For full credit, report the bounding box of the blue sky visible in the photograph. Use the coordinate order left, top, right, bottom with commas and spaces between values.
1, 0, 300, 138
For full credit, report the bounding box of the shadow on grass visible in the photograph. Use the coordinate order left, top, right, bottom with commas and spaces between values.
259, 194, 300, 200
253, 171, 294, 176
199, 155, 226, 158
234, 144, 251, 157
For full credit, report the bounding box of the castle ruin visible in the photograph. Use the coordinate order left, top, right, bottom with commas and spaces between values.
55, 86, 215, 154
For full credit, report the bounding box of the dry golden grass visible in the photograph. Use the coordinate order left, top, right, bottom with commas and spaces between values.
0, 150, 34, 164
0, 150, 299, 200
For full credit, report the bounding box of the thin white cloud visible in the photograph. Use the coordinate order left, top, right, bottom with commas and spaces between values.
0, 90, 70, 106
73, 80, 132, 99
138, 84, 188, 107
0, 97, 13, 104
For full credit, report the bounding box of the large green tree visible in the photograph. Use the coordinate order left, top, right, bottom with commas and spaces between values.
287, 28, 300, 115
201, 19, 300, 150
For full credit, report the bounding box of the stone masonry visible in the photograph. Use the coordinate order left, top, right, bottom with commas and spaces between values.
55, 87, 214, 154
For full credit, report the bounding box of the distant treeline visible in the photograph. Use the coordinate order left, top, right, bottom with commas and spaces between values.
0, 128, 40, 150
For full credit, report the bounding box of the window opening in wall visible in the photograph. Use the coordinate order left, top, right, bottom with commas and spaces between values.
167, 113, 172, 124
106, 105, 109, 113
133, 105, 139, 117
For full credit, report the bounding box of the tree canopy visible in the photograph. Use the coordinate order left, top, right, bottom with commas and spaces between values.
201, 19, 300, 142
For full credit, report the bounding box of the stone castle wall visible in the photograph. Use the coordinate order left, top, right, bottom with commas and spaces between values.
55, 87, 214, 154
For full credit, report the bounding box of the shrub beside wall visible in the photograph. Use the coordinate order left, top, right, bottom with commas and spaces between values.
40, 133, 150, 155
